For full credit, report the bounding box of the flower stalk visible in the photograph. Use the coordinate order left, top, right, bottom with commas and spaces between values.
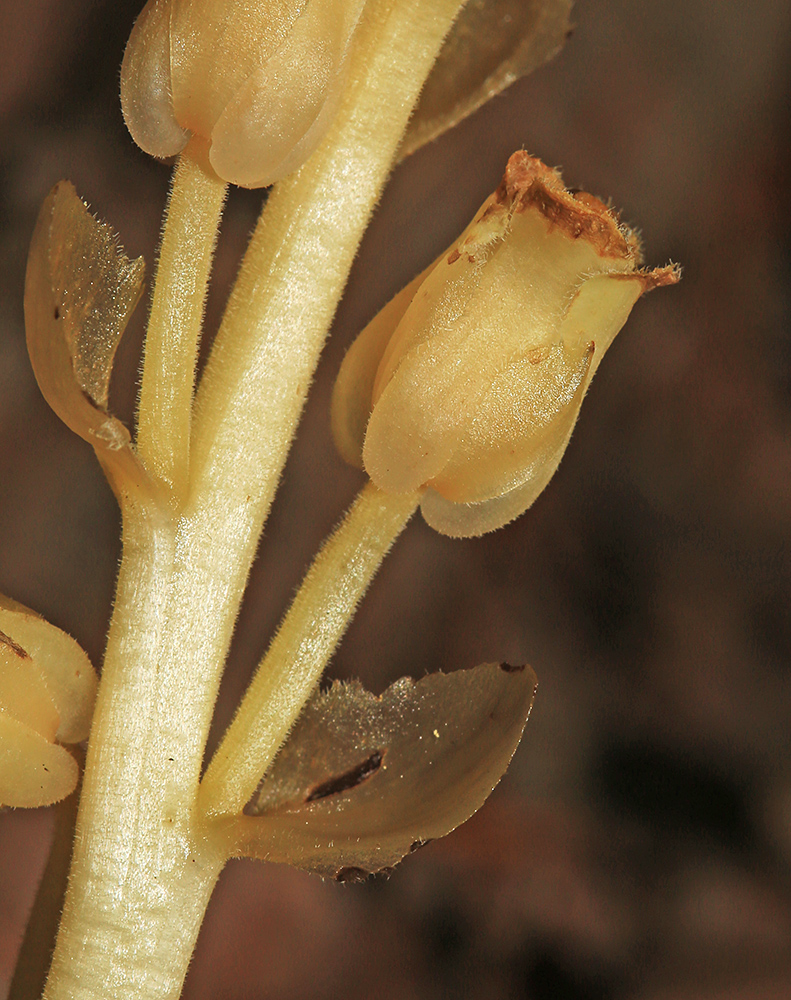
6, 3, 677, 1000
34, 2, 472, 998
200, 482, 421, 819
135, 139, 227, 504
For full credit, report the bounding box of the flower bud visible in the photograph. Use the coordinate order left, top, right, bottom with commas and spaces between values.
0, 596, 97, 807
332, 152, 679, 537
121, 0, 367, 188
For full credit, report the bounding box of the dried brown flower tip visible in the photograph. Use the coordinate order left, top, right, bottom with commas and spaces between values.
332, 152, 679, 537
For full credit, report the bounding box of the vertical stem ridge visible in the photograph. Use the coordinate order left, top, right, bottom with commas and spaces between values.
42, 508, 227, 1000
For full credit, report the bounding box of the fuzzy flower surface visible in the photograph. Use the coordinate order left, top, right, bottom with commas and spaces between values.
121, 0, 367, 187
332, 152, 679, 537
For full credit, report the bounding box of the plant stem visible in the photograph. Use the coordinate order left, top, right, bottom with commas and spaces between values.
41, 503, 230, 1000
189, 0, 466, 532
200, 483, 420, 818
136, 140, 227, 505
39, 3, 464, 997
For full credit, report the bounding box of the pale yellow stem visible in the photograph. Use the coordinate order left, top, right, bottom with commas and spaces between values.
199, 483, 420, 818
136, 140, 227, 504
188, 0, 466, 526
39, 3, 463, 998
43, 503, 228, 1000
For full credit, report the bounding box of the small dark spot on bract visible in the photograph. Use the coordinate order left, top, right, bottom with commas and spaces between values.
54, 306, 60, 319
500, 662, 526, 673
335, 866, 369, 883
305, 750, 383, 802
447, 248, 461, 265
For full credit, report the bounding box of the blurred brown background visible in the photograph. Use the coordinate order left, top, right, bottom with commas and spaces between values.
2, 1, 791, 998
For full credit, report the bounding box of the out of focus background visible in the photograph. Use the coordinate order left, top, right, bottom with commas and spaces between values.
2, 2, 791, 998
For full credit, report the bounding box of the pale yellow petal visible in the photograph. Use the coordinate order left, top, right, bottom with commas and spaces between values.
209, 24, 335, 187
121, 0, 188, 158
209, 0, 367, 187
331, 266, 430, 468
420, 466, 557, 536
0, 596, 97, 744
429, 340, 592, 503
0, 712, 78, 808
0, 641, 60, 743
169, 0, 304, 138
362, 203, 509, 492
558, 270, 671, 375
371, 193, 508, 401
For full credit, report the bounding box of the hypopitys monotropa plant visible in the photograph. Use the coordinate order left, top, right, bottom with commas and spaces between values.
3, 2, 678, 999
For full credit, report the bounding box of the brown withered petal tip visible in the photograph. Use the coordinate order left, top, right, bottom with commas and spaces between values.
636, 263, 682, 292
497, 151, 639, 262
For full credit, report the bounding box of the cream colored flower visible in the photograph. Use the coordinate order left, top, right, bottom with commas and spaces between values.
0, 597, 96, 808
332, 152, 679, 537
121, 0, 367, 187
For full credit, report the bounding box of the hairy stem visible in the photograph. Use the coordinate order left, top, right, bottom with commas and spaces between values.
39, 2, 464, 998
41, 505, 226, 1000
189, 0, 466, 527
136, 140, 227, 504
200, 483, 420, 818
